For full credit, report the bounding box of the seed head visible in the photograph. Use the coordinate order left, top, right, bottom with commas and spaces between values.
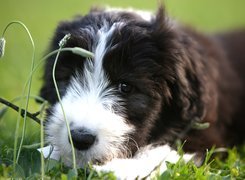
0, 37, 6, 58
59, 34, 71, 47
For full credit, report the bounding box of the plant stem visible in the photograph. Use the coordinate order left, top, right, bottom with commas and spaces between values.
0, 97, 41, 124
52, 42, 77, 172
1, 21, 35, 173
39, 101, 47, 179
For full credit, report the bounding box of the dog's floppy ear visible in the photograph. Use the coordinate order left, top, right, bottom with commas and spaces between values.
172, 51, 206, 122
151, 6, 206, 123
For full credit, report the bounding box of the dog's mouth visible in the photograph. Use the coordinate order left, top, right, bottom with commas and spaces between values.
92, 159, 102, 165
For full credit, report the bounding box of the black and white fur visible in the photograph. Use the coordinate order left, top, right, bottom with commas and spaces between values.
39, 6, 245, 179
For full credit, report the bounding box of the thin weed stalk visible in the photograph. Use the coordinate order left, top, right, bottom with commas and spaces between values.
1, 21, 35, 175
52, 34, 77, 173
39, 101, 48, 179
48, 34, 94, 175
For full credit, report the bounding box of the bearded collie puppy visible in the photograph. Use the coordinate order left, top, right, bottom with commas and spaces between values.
39, 6, 245, 178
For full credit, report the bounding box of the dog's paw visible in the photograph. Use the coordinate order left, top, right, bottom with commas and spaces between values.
93, 145, 194, 180
94, 158, 151, 180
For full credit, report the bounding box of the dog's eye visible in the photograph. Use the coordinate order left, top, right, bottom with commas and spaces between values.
118, 83, 133, 94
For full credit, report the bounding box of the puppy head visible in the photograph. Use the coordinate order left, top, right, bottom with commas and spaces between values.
40, 7, 205, 166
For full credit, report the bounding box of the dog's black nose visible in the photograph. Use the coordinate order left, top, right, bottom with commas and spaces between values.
69, 129, 96, 151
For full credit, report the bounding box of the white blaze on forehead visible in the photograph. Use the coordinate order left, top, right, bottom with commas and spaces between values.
78, 22, 123, 95
93, 22, 121, 78
73, 22, 122, 103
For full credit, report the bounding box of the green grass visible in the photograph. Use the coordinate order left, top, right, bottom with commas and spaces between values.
0, 0, 245, 179
160, 146, 245, 179
0, 143, 244, 179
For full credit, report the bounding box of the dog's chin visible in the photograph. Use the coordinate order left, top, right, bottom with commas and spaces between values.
64, 151, 104, 168
56, 146, 128, 167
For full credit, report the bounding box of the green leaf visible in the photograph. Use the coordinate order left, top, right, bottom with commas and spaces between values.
45, 159, 60, 172
67, 169, 77, 180
159, 170, 171, 179
14, 163, 25, 178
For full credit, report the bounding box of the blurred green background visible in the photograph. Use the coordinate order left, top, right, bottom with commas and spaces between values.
0, 0, 245, 145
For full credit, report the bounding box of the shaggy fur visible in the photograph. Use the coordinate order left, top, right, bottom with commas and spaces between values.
40, 6, 245, 177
